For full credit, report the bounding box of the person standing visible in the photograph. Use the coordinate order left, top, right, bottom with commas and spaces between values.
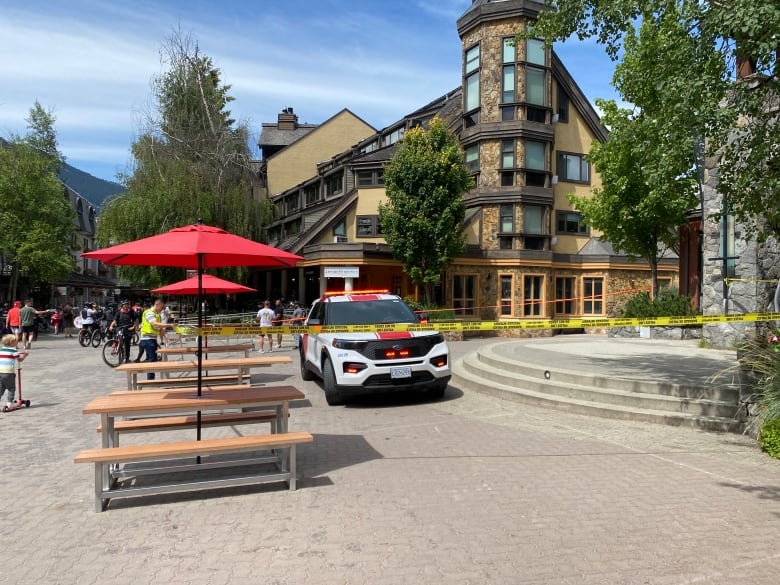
272, 299, 285, 350
256, 300, 275, 353
159, 301, 172, 347
6, 301, 21, 343
19, 299, 42, 349
291, 302, 304, 350
50, 306, 62, 335
138, 298, 175, 379
0, 333, 27, 410
0, 302, 9, 335
61, 302, 75, 337
109, 300, 136, 363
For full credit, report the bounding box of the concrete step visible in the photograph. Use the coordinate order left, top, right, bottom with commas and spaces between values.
451, 342, 745, 434
475, 343, 741, 403
459, 353, 740, 419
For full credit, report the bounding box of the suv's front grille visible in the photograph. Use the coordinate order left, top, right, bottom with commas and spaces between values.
363, 371, 435, 387
360, 335, 442, 360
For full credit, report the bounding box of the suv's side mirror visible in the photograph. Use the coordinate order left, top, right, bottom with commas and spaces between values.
417, 312, 429, 324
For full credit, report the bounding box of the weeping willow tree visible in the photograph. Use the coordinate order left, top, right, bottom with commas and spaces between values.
97, 31, 273, 286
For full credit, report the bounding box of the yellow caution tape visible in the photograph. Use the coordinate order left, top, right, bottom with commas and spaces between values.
194, 312, 780, 336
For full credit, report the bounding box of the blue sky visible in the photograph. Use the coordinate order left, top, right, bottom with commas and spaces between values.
1, 0, 619, 183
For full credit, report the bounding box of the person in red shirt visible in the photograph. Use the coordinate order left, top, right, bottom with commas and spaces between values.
5, 301, 22, 343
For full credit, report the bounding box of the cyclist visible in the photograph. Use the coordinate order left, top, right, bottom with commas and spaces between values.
108, 300, 136, 361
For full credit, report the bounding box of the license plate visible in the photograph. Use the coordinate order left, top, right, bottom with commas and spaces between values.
390, 366, 412, 379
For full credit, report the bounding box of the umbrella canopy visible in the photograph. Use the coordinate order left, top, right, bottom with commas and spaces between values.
152, 274, 256, 296
84, 222, 302, 444
83, 222, 301, 269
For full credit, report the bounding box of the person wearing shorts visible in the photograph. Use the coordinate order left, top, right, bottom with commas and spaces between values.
0, 333, 27, 409
5, 301, 21, 343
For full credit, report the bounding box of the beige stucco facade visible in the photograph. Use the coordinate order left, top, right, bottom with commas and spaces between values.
267, 110, 374, 197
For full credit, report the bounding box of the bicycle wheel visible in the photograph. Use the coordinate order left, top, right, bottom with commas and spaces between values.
91, 329, 104, 348
78, 329, 90, 347
102, 340, 123, 367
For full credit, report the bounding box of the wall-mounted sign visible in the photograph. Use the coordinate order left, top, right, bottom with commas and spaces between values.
324, 266, 359, 278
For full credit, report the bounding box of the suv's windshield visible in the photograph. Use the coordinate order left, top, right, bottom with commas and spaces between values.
327, 299, 418, 325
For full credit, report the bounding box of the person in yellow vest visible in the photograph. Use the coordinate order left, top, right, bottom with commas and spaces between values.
138, 298, 175, 379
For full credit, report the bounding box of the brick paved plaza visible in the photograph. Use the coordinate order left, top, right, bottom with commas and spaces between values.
1, 333, 779, 584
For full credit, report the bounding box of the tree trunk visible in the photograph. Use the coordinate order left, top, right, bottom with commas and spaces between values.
649, 256, 659, 300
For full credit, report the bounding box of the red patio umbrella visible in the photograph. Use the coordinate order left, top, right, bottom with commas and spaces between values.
84, 221, 302, 443
152, 273, 257, 296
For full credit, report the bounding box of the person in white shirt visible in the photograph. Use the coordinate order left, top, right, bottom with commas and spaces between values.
256, 300, 275, 353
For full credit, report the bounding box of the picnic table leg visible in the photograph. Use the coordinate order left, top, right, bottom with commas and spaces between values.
94, 463, 109, 512
288, 445, 296, 490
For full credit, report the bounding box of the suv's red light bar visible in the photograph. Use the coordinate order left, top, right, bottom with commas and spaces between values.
323, 289, 390, 297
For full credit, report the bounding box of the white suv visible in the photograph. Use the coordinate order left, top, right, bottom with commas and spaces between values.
299, 292, 451, 405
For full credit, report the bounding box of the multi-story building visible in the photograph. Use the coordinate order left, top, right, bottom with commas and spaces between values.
262, 0, 678, 320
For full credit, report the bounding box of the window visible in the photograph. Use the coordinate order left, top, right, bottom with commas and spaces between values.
333, 219, 346, 237
502, 38, 515, 63
523, 205, 547, 250
501, 140, 515, 169
304, 184, 319, 206
465, 45, 480, 73
555, 277, 575, 314
286, 193, 299, 213
557, 153, 590, 184
325, 173, 343, 196
501, 140, 515, 187
465, 71, 480, 112
556, 211, 589, 235
583, 277, 604, 315
502, 65, 515, 103
526, 38, 545, 66
499, 204, 514, 233
525, 140, 547, 187
356, 169, 384, 187
464, 44, 480, 118
557, 86, 569, 123
453, 275, 477, 316
386, 126, 404, 145
526, 67, 545, 106
500, 275, 513, 316
499, 204, 514, 249
465, 144, 480, 173
523, 275, 544, 316
356, 215, 382, 237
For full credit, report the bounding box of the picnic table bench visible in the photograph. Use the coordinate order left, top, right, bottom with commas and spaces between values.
115, 355, 292, 390
77, 385, 310, 511
157, 343, 254, 361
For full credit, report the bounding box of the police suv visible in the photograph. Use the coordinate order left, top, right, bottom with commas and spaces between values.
299, 291, 451, 405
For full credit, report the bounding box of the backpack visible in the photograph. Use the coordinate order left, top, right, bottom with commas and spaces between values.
81, 307, 88, 319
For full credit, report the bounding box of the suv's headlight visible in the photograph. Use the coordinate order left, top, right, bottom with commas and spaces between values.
332, 339, 368, 351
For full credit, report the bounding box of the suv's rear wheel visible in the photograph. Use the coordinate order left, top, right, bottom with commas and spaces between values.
299, 348, 315, 381
322, 357, 344, 406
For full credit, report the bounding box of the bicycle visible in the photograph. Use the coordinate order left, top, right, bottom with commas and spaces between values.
78, 324, 102, 348
102, 327, 130, 367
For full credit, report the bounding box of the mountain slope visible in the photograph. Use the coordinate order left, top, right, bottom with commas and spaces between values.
58, 163, 124, 209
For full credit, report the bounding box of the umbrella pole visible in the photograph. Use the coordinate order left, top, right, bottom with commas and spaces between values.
197, 254, 203, 459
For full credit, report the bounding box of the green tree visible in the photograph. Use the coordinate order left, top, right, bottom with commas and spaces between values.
0, 104, 74, 299
97, 31, 272, 287
528, 0, 780, 240
379, 117, 473, 303
570, 99, 698, 297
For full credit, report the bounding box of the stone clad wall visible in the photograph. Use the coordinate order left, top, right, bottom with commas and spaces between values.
700, 150, 780, 348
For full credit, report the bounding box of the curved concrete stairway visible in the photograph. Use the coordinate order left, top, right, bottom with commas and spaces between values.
451, 340, 745, 433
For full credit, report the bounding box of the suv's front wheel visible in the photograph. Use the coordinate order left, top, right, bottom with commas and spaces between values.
322, 356, 344, 406
426, 380, 448, 400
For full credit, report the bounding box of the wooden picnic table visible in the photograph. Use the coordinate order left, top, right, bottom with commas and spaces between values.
115, 355, 292, 390
157, 343, 254, 361
78, 385, 310, 511
84, 384, 305, 448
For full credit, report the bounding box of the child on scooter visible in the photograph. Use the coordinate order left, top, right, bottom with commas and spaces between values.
0, 333, 27, 410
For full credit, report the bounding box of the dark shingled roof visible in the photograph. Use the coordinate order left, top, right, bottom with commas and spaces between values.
258, 124, 318, 149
